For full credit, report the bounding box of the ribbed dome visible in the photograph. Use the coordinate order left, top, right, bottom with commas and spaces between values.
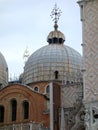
22, 44, 82, 84
0, 52, 8, 88
47, 30, 65, 44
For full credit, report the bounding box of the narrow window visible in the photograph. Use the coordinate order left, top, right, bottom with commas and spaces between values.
80, 4, 84, 21
48, 39, 52, 44
59, 38, 63, 43
0, 83, 2, 89
11, 99, 17, 121
0, 106, 4, 122
54, 70, 59, 79
46, 85, 50, 93
23, 101, 29, 119
53, 37, 58, 43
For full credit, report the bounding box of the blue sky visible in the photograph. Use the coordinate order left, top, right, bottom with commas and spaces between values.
0, 0, 82, 80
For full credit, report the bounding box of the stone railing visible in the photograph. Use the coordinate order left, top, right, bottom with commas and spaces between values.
0, 122, 49, 130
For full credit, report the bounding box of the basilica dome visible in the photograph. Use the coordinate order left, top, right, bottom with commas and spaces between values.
22, 28, 82, 84
0, 52, 8, 88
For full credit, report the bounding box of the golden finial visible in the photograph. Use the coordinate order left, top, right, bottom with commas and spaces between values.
50, 4, 62, 30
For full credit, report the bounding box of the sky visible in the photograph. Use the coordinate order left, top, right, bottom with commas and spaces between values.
0, 0, 82, 80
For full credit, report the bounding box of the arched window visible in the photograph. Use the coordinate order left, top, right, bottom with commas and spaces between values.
46, 85, 50, 93
34, 86, 39, 92
11, 99, 17, 121
53, 37, 58, 43
59, 38, 63, 43
0, 106, 4, 122
54, 70, 59, 79
23, 101, 29, 119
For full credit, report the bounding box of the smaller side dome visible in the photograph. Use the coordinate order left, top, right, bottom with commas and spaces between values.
0, 52, 8, 88
47, 30, 65, 44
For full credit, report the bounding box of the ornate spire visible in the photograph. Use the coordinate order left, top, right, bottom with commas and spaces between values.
23, 46, 30, 64
50, 4, 62, 30
47, 4, 65, 44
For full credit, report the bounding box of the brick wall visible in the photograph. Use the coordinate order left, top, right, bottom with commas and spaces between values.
0, 84, 49, 128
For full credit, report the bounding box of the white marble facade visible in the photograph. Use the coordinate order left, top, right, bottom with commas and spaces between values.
78, 0, 98, 129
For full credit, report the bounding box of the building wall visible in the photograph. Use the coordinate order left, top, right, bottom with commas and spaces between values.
0, 84, 49, 128
82, 0, 98, 102
30, 82, 50, 94
78, 0, 98, 129
61, 83, 83, 108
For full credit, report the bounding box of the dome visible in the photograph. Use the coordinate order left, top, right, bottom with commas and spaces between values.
0, 52, 8, 88
47, 30, 65, 44
22, 44, 82, 84
23, 10, 82, 84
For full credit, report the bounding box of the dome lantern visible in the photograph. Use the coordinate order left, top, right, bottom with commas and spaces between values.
47, 4, 65, 44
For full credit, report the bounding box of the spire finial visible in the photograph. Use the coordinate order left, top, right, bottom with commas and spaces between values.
50, 4, 62, 30
23, 46, 30, 64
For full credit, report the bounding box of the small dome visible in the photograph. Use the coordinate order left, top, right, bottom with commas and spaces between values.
0, 52, 8, 88
47, 30, 65, 44
22, 44, 82, 84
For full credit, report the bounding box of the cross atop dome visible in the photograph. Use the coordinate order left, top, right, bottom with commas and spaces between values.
47, 4, 65, 44
50, 4, 62, 30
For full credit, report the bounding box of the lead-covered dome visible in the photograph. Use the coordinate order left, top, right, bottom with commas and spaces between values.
22, 12, 82, 84
0, 52, 8, 88
22, 41, 82, 84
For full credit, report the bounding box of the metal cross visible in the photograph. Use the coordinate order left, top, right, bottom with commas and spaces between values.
50, 4, 62, 25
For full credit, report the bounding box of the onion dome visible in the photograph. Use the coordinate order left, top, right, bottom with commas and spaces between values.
22, 4, 82, 84
0, 52, 8, 88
